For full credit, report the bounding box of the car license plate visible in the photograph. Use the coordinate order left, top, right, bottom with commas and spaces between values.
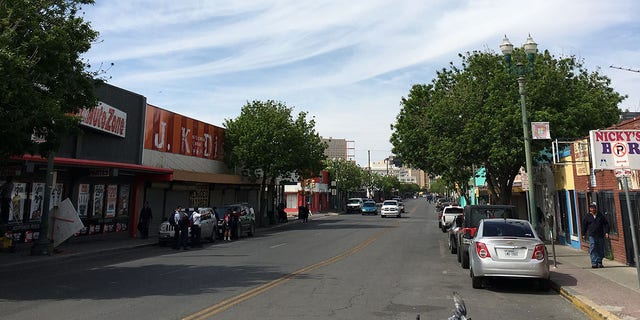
503, 249, 517, 257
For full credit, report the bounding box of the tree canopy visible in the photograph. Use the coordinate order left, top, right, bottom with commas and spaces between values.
223, 100, 326, 222
0, 0, 100, 162
391, 49, 624, 204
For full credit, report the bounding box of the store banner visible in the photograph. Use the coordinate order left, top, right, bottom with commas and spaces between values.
118, 184, 130, 216
29, 183, 45, 221
105, 184, 117, 218
93, 184, 105, 218
48, 198, 85, 247
77, 184, 90, 217
9, 182, 27, 223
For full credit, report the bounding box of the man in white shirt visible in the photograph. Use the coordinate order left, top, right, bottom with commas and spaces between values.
190, 209, 202, 247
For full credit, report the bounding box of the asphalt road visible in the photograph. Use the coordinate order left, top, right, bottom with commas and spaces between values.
0, 199, 587, 320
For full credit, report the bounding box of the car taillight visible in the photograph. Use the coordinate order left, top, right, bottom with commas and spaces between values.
532, 244, 545, 260
475, 242, 491, 259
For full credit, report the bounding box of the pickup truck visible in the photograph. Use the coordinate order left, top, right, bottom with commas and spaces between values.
440, 205, 464, 232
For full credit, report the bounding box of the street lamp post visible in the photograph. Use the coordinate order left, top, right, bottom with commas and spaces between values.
500, 34, 539, 229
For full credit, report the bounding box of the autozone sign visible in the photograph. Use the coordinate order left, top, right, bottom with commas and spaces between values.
77, 101, 127, 138
589, 130, 640, 170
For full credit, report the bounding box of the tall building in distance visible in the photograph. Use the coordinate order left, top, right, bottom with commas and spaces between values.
323, 138, 355, 161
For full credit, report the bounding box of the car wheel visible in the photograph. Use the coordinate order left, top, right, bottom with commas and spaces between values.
457, 244, 462, 263
471, 270, 483, 289
438, 221, 442, 229
441, 226, 448, 233
236, 224, 242, 239
461, 250, 470, 269
248, 223, 255, 237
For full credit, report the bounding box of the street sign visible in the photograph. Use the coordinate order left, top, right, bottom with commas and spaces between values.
615, 168, 632, 178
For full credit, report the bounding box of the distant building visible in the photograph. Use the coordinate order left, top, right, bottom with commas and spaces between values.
323, 138, 355, 161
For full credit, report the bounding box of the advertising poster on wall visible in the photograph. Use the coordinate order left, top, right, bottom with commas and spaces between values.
29, 183, 45, 221
9, 182, 27, 223
92, 184, 105, 218
118, 184, 130, 216
50, 183, 63, 210
77, 183, 90, 217
105, 184, 117, 218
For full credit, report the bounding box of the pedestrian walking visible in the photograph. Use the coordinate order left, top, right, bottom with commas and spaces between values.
190, 209, 202, 247
137, 201, 153, 239
298, 205, 309, 223
581, 202, 610, 268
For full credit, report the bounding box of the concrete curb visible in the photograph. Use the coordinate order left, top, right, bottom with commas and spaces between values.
552, 282, 621, 320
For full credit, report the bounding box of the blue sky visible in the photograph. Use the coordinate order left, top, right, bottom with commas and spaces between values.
81, 0, 640, 167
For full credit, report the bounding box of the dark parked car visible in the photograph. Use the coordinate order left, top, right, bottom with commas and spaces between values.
456, 205, 515, 269
215, 203, 256, 239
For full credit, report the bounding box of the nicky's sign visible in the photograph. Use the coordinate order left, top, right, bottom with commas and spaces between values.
590, 130, 640, 170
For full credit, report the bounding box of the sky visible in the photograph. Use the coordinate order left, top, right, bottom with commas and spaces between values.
81, 0, 640, 167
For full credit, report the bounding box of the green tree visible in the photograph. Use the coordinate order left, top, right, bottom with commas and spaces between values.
324, 158, 364, 195
224, 100, 326, 224
0, 0, 100, 162
391, 50, 623, 204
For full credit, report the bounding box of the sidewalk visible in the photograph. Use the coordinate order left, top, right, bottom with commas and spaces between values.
549, 243, 640, 320
1, 216, 639, 320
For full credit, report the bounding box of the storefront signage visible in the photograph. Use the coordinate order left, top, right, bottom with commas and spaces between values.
590, 130, 640, 170
144, 104, 224, 160
77, 101, 127, 138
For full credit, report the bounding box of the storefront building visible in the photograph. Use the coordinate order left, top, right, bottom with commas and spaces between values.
567, 117, 640, 266
2, 83, 260, 244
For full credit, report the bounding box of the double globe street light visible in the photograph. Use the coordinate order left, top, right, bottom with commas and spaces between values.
500, 34, 539, 229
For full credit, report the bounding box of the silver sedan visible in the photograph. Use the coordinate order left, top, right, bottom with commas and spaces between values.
469, 218, 550, 290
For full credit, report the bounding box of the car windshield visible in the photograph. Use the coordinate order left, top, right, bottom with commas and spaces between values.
363, 202, 376, 207
383, 201, 397, 206
482, 220, 534, 238
445, 207, 463, 214
347, 199, 361, 204
217, 205, 242, 217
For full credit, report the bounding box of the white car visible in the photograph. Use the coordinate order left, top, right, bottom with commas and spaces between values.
440, 205, 464, 232
346, 198, 364, 214
158, 207, 217, 246
380, 200, 401, 218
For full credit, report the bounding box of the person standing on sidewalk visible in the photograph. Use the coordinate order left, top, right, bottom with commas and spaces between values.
190, 209, 202, 247
138, 201, 153, 239
581, 202, 610, 268
171, 206, 182, 249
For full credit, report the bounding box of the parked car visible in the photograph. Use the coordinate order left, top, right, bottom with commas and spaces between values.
158, 207, 217, 246
440, 205, 464, 232
448, 214, 464, 254
469, 218, 550, 290
215, 203, 256, 239
456, 205, 516, 269
380, 200, 401, 218
361, 200, 378, 215
346, 198, 364, 213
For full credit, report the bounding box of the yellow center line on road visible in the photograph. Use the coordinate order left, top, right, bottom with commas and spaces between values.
183, 227, 393, 320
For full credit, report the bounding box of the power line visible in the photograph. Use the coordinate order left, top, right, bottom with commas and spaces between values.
610, 65, 640, 73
